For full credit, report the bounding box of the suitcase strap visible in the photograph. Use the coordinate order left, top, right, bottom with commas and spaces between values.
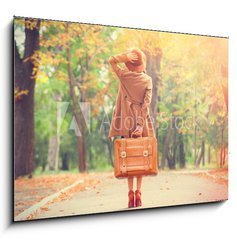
121, 138, 126, 174
143, 137, 150, 171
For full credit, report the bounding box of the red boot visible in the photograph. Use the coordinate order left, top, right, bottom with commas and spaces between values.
135, 190, 142, 207
128, 190, 134, 208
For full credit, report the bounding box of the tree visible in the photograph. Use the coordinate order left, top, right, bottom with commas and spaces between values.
14, 17, 228, 173
66, 23, 87, 172
38, 21, 115, 172
14, 18, 40, 178
178, 133, 185, 168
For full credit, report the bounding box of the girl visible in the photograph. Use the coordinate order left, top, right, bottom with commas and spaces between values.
108, 48, 155, 208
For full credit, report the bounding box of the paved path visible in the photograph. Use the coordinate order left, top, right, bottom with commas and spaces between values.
33, 171, 227, 220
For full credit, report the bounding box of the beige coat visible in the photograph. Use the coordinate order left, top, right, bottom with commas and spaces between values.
108, 56, 155, 139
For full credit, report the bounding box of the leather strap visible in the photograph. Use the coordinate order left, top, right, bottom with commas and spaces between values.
121, 139, 127, 174
143, 137, 149, 172
148, 137, 152, 170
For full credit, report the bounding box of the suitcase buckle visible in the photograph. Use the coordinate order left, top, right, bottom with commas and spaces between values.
143, 150, 148, 157
121, 151, 127, 158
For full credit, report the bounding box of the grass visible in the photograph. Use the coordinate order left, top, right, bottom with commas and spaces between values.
34, 167, 79, 176
34, 165, 114, 176
33, 161, 224, 177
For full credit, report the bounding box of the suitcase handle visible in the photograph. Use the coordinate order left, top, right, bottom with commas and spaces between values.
131, 132, 142, 138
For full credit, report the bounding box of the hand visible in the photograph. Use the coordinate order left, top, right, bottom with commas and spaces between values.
126, 52, 138, 63
131, 125, 143, 138
109, 137, 114, 142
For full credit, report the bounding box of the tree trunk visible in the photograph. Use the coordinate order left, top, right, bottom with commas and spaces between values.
223, 147, 226, 166
208, 145, 211, 164
215, 149, 218, 165
14, 19, 40, 178
45, 135, 60, 171
220, 126, 225, 168
62, 153, 69, 170
66, 23, 87, 172
105, 139, 114, 167
196, 140, 205, 167
221, 64, 228, 111
77, 127, 87, 172
45, 92, 61, 171
161, 123, 173, 169
179, 133, 185, 168
144, 48, 161, 133
167, 128, 177, 169
145, 48, 161, 166
194, 86, 197, 166
202, 141, 205, 166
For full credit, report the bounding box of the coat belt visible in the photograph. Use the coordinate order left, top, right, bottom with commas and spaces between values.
124, 95, 142, 106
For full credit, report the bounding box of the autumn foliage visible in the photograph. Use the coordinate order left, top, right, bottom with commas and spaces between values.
14, 17, 228, 177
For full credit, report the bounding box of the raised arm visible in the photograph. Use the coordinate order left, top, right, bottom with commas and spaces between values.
108, 53, 128, 77
108, 52, 138, 77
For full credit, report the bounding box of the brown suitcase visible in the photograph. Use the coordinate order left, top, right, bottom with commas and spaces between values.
114, 136, 158, 178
